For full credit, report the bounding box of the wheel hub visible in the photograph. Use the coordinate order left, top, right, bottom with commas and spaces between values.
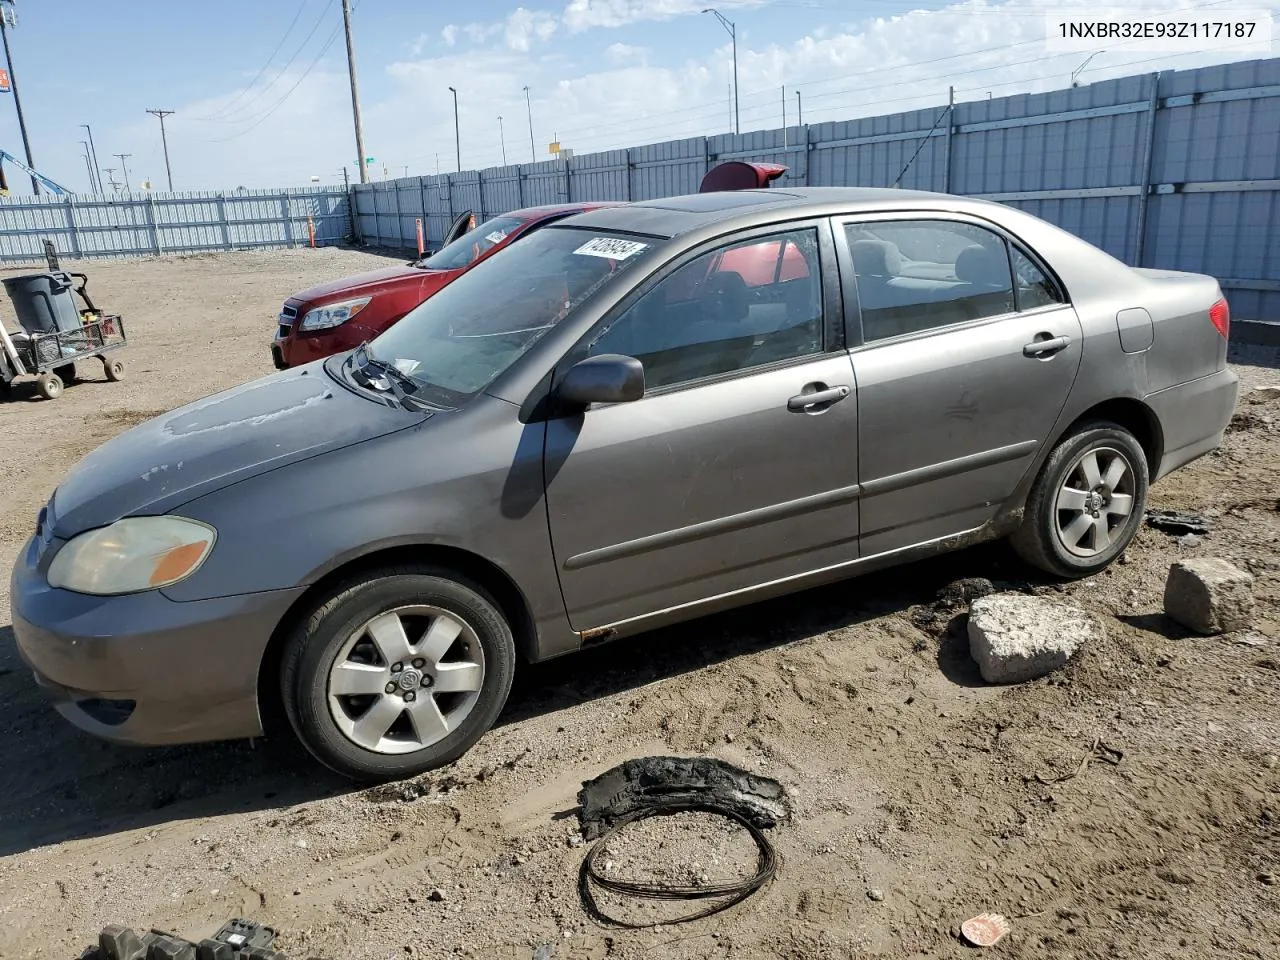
396, 668, 422, 692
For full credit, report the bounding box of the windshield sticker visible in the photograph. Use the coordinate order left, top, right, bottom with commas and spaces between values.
485, 231, 507, 244
573, 237, 649, 260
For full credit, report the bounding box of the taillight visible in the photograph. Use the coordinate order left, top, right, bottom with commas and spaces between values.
1209, 298, 1230, 339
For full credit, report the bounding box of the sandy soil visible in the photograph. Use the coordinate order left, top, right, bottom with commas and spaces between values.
0, 249, 1277, 960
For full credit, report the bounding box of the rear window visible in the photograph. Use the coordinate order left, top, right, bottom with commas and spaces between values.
426, 216, 525, 270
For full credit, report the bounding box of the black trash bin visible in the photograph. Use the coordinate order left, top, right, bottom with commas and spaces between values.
2, 272, 84, 336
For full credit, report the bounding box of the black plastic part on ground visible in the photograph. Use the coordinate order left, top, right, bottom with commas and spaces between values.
84, 919, 284, 960
578, 801, 779, 928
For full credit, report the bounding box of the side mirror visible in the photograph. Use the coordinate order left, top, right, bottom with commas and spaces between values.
556, 354, 644, 406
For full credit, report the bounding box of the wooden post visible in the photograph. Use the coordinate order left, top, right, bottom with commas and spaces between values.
415, 217, 424, 255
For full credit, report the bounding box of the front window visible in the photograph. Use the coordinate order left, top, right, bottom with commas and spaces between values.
420, 216, 526, 270
370, 227, 656, 406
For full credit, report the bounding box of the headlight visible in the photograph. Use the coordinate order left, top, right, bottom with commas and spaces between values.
48, 517, 217, 596
298, 296, 372, 331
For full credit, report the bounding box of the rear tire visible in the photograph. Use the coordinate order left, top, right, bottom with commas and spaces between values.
36, 373, 63, 400
280, 566, 516, 782
1010, 421, 1149, 578
104, 358, 125, 381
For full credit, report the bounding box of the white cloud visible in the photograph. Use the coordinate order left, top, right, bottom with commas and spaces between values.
505, 8, 559, 51
441, 24, 459, 46
562, 0, 765, 32
605, 42, 649, 64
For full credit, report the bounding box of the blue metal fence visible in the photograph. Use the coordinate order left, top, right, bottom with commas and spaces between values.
0, 187, 351, 262
353, 56, 1280, 321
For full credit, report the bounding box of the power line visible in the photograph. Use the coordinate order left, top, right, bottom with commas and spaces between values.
203, 8, 354, 143
195, 0, 311, 120
195, 0, 338, 125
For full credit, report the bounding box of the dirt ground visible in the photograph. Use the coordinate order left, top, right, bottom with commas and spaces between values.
0, 249, 1277, 960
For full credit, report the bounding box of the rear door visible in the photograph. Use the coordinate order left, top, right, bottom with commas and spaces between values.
543, 222, 861, 632
835, 214, 1083, 556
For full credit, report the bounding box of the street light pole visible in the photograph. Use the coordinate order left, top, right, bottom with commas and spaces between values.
498, 115, 507, 165
0, 2, 39, 194
146, 108, 175, 191
796, 89, 802, 126
702, 8, 739, 135
448, 86, 460, 172
81, 123, 103, 193
523, 85, 536, 162
79, 142, 95, 192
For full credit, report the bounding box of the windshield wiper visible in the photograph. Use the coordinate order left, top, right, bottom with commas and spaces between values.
351, 342, 434, 410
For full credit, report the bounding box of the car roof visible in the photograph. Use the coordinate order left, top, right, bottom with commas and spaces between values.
510, 201, 627, 222
558, 187, 1005, 239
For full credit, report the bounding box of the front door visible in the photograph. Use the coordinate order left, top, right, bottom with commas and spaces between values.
544, 224, 861, 632
837, 215, 1084, 556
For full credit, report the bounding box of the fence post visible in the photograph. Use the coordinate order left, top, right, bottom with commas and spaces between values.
145, 195, 163, 255
217, 192, 232, 250
564, 159, 571, 202
418, 177, 427, 244
943, 86, 955, 194
1133, 72, 1162, 268
63, 196, 83, 259
516, 168, 524, 207
281, 190, 295, 247
625, 149, 633, 201
393, 178, 403, 247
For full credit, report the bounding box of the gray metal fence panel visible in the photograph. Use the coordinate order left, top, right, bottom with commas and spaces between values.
0, 186, 351, 262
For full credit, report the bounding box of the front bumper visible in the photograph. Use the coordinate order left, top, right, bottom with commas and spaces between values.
9, 533, 305, 746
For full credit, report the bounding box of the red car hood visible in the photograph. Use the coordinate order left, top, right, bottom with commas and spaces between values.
289, 264, 458, 304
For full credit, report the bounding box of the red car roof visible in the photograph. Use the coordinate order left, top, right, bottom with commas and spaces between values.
508, 201, 626, 222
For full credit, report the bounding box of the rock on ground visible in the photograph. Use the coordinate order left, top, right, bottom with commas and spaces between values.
1163, 558, 1256, 635
968, 593, 1104, 683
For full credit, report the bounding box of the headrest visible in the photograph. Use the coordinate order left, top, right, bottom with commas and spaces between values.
851, 239, 901, 277
703, 270, 749, 322
955, 244, 1008, 286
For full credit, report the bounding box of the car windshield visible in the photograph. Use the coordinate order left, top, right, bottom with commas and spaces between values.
419, 215, 526, 270
369, 227, 657, 407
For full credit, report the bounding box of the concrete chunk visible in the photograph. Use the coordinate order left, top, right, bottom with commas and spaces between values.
1164, 558, 1255, 635
968, 593, 1102, 684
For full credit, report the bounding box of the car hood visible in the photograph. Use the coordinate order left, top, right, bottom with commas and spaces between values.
51, 363, 427, 537
289, 264, 455, 304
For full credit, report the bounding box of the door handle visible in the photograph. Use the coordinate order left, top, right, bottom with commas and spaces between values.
787, 384, 850, 412
1023, 334, 1071, 358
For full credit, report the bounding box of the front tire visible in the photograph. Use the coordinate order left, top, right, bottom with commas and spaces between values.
1010, 421, 1149, 578
280, 566, 516, 782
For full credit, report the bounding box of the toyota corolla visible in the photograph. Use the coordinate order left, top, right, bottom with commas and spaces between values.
11, 186, 1237, 782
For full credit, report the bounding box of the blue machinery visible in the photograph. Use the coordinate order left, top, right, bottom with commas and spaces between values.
0, 148, 69, 196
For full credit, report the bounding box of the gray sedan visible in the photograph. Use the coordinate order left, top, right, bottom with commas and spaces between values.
10, 188, 1237, 781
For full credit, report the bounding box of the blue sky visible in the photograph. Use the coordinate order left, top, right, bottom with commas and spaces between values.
0, 0, 1274, 193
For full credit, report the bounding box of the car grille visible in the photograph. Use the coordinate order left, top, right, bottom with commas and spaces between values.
280, 304, 298, 319
278, 323, 291, 340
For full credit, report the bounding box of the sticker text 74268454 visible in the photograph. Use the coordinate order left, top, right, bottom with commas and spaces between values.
573, 237, 650, 260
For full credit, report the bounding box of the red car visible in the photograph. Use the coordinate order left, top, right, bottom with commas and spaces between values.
271, 203, 622, 368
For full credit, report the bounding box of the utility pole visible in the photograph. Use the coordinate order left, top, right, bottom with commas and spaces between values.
522, 85, 536, 162
782, 85, 786, 148
0, 1, 39, 194
341, 0, 369, 184
81, 123, 103, 193
146, 109, 175, 191
103, 166, 118, 193
498, 115, 506, 165
702, 9, 739, 135
114, 153, 132, 194
448, 86, 460, 172
796, 89, 802, 126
